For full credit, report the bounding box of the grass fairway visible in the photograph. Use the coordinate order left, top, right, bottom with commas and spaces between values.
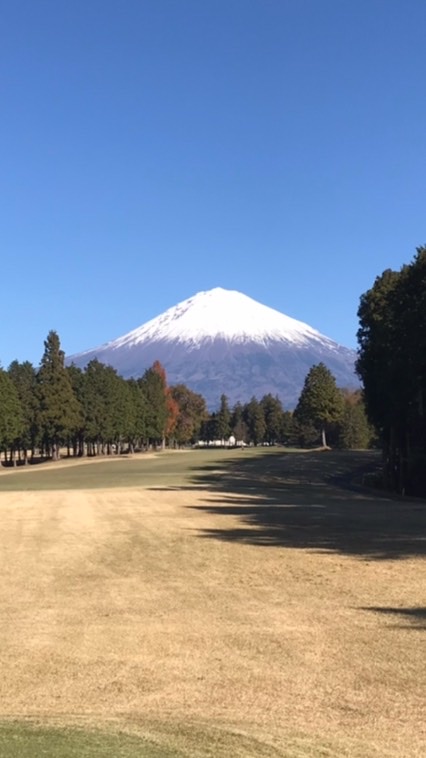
0, 722, 182, 757
0, 449, 425, 756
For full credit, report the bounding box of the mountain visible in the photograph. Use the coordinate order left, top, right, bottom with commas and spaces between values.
67, 287, 359, 408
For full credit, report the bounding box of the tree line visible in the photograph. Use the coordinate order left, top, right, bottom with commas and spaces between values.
357, 245, 426, 495
0, 329, 372, 467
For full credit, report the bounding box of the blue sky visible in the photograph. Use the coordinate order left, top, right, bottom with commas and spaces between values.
1, 0, 425, 367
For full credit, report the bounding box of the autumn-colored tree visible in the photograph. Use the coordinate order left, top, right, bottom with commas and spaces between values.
170, 385, 207, 445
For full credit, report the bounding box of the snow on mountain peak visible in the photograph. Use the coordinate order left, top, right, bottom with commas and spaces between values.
107, 287, 332, 350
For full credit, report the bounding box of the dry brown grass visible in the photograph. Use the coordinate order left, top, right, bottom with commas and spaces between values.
0, 451, 425, 756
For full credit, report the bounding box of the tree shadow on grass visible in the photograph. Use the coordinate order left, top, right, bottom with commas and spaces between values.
182, 450, 426, 560
360, 606, 426, 630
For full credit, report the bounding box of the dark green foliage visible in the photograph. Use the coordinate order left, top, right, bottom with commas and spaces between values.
200, 412, 218, 442
8, 360, 38, 461
37, 331, 82, 459
294, 363, 344, 447
66, 364, 87, 456
244, 397, 266, 445
0, 368, 23, 462
357, 246, 426, 493
231, 401, 248, 442
260, 394, 284, 444
337, 391, 373, 450
138, 362, 168, 444
280, 410, 293, 443
83, 360, 130, 453
216, 393, 231, 440
127, 378, 148, 450
288, 416, 319, 448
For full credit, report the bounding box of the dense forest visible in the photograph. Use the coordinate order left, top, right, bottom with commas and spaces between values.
0, 331, 371, 467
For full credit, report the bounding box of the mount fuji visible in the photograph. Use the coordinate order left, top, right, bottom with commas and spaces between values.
67, 288, 359, 408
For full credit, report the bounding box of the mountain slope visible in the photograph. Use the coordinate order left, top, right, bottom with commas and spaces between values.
67, 288, 358, 408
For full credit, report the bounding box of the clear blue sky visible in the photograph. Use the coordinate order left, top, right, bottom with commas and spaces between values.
1, 0, 425, 367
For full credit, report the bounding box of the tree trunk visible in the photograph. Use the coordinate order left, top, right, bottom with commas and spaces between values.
321, 428, 327, 447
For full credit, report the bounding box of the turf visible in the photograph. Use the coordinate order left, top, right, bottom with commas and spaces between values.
0, 448, 255, 491
0, 722, 182, 757
0, 449, 424, 757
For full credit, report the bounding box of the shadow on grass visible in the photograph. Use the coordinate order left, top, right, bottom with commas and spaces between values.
360, 606, 426, 630
180, 450, 426, 560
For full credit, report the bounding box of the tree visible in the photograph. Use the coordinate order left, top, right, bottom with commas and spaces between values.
36, 331, 81, 460
0, 369, 23, 465
260, 394, 284, 444
231, 402, 248, 443
337, 390, 373, 450
294, 363, 343, 447
200, 412, 218, 442
170, 384, 208, 446
244, 397, 266, 445
139, 361, 169, 447
66, 364, 87, 456
357, 247, 426, 493
126, 378, 148, 451
8, 360, 38, 462
216, 394, 231, 441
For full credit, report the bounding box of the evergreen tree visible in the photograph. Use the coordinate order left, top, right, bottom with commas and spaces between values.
37, 331, 81, 460
357, 268, 403, 446
66, 364, 87, 456
216, 394, 231, 441
8, 360, 38, 462
201, 412, 218, 442
231, 401, 248, 443
139, 361, 169, 446
83, 360, 124, 454
357, 247, 426, 493
337, 391, 373, 450
280, 410, 293, 444
260, 394, 284, 444
127, 378, 148, 451
244, 397, 266, 445
0, 368, 23, 465
294, 363, 343, 447
111, 374, 135, 454
288, 415, 318, 448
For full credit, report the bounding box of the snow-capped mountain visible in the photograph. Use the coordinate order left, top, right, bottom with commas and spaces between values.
67, 288, 358, 408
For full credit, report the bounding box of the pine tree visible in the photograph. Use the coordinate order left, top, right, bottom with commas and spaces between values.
83, 360, 123, 454
244, 397, 266, 445
294, 363, 343, 448
126, 378, 148, 451
357, 247, 426, 493
260, 394, 284, 444
231, 402, 248, 443
216, 394, 231, 442
0, 369, 23, 466
337, 391, 373, 450
66, 364, 87, 456
139, 361, 169, 447
8, 360, 38, 462
37, 331, 81, 460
